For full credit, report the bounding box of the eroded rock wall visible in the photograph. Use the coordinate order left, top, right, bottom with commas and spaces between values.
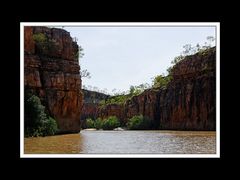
24, 26, 83, 133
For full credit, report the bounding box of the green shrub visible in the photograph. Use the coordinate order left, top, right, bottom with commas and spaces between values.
33, 33, 57, 55
152, 74, 172, 88
25, 94, 58, 137
86, 118, 95, 128
41, 117, 58, 136
127, 115, 152, 130
95, 118, 103, 130
102, 116, 120, 130
33, 33, 48, 54
33, 33, 47, 43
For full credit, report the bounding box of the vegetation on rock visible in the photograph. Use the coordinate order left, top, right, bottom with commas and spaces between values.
33, 33, 57, 55
152, 74, 172, 88
167, 36, 216, 75
99, 83, 151, 107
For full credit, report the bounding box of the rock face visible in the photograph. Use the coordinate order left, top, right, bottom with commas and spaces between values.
157, 48, 216, 130
80, 89, 109, 128
24, 26, 83, 133
81, 89, 109, 120
96, 47, 216, 130
98, 104, 126, 125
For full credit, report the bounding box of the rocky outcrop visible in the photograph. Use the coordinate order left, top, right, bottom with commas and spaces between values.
96, 47, 216, 130
24, 26, 83, 133
81, 89, 109, 120
124, 89, 160, 128
157, 48, 216, 130
98, 104, 126, 125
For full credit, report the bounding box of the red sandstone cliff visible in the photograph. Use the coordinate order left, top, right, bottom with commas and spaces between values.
95, 47, 216, 130
24, 26, 83, 133
157, 48, 216, 130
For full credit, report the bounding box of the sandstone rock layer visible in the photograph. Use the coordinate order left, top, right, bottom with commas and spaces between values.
24, 26, 83, 133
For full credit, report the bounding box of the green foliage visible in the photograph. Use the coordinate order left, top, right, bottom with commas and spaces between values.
100, 83, 150, 107
152, 74, 172, 88
171, 55, 184, 65
25, 94, 58, 137
25, 94, 47, 129
84, 116, 120, 130
126, 115, 152, 130
108, 95, 128, 104
129, 83, 150, 96
75, 46, 84, 60
95, 118, 103, 130
33, 33, 48, 54
32, 33, 57, 55
40, 117, 58, 136
170, 36, 216, 66
167, 66, 173, 75
102, 116, 120, 130
99, 100, 106, 106
86, 118, 95, 128
99, 95, 128, 107
80, 69, 91, 79
33, 33, 47, 43
78, 46, 84, 58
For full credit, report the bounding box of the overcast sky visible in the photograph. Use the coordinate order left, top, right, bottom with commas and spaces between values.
65, 26, 215, 94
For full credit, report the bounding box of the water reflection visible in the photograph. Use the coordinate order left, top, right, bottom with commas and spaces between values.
24, 130, 216, 154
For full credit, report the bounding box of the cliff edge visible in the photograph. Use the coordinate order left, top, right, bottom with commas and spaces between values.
24, 26, 83, 133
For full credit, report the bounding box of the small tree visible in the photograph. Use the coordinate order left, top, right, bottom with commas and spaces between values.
182, 44, 192, 56
196, 43, 201, 51
80, 69, 91, 79
171, 55, 184, 65
95, 118, 103, 130
78, 46, 84, 58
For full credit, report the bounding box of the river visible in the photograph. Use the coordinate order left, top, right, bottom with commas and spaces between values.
24, 130, 216, 154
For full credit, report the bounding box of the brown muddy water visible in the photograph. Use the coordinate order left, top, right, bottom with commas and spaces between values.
24, 130, 216, 154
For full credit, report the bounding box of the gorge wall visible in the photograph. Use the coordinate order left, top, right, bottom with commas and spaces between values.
81, 89, 109, 120
24, 26, 83, 133
84, 47, 216, 130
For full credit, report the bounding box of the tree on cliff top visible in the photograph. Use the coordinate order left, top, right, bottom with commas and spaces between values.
166, 36, 216, 76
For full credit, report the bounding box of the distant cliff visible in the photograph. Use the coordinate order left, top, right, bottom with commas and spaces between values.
81, 89, 109, 121
24, 26, 83, 133
90, 47, 216, 130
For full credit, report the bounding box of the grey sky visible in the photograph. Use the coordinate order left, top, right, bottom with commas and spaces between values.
65, 26, 215, 94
